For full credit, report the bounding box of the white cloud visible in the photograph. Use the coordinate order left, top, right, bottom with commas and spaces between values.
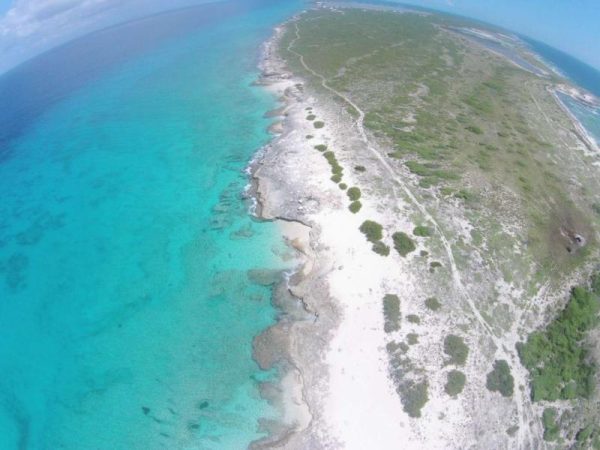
0, 0, 132, 71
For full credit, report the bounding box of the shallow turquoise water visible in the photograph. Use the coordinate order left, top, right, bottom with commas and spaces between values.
0, 2, 300, 449
559, 93, 600, 147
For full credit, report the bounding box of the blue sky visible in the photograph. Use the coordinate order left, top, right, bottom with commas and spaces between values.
0, 0, 599, 74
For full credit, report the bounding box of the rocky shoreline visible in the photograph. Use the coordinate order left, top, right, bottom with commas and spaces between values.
247, 22, 340, 449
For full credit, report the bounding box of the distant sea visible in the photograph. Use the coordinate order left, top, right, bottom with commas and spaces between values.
0, 1, 300, 449
522, 37, 600, 146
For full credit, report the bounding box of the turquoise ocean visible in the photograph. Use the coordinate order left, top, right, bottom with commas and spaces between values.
0, 1, 301, 449
522, 37, 600, 145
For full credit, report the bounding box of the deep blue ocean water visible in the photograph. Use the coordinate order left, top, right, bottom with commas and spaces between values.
0, 1, 301, 449
522, 37, 600, 99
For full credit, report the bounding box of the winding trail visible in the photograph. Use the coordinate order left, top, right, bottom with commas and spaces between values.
287, 19, 543, 449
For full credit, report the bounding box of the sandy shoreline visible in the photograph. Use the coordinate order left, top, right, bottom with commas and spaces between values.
246, 19, 451, 449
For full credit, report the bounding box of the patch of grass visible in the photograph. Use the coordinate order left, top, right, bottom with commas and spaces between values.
407, 314, 420, 324
354, 165, 366, 172
338, 183, 348, 190
542, 408, 559, 442
306, 114, 316, 120
347, 187, 361, 201
372, 241, 390, 256
314, 144, 327, 152
575, 425, 600, 449
454, 189, 474, 202
486, 360, 514, 397
445, 370, 466, 396
392, 232, 416, 257
425, 297, 441, 311
517, 280, 599, 401
349, 201, 362, 213
465, 124, 483, 135
443, 335, 469, 366
360, 220, 383, 243
383, 294, 401, 333
313, 121, 325, 129
413, 225, 433, 237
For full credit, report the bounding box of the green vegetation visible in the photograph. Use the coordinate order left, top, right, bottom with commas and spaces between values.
354, 165, 366, 172
338, 183, 348, 190
407, 333, 419, 345
407, 314, 420, 324
281, 7, 599, 277
313, 121, 325, 129
465, 125, 483, 135
486, 360, 514, 397
424, 297, 441, 311
443, 335, 469, 366
349, 201, 362, 213
413, 225, 433, 237
392, 232, 416, 257
401, 380, 429, 418
445, 370, 466, 396
517, 281, 599, 402
372, 241, 390, 256
542, 408, 559, 442
359, 220, 383, 243
305, 134, 313, 140
314, 144, 327, 152
306, 114, 316, 120
454, 189, 474, 202
383, 294, 401, 333
429, 261, 442, 272
347, 187, 361, 201
575, 425, 600, 449
322, 150, 344, 184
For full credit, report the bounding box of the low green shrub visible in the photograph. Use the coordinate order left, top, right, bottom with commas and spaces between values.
392, 232, 416, 257
347, 187, 361, 201
413, 225, 433, 237
429, 261, 442, 272
486, 360, 514, 397
407, 333, 419, 345
383, 294, 401, 333
354, 165, 366, 172
338, 183, 348, 190
445, 370, 466, 396
306, 114, 316, 120
313, 121, 325, 129
407, 314, 420, 324
349, 201, 362, 213
360, 220, 383, 242
454, 189, 473, 201
401, 380, 429, 418
425, 297, 441, 311
314, 144, 327, 152
372, 241, 390, 256
443, 335, 469, 366
542, 408, 559, 442
465, 125, 483, 135
331, 174, 342, 183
